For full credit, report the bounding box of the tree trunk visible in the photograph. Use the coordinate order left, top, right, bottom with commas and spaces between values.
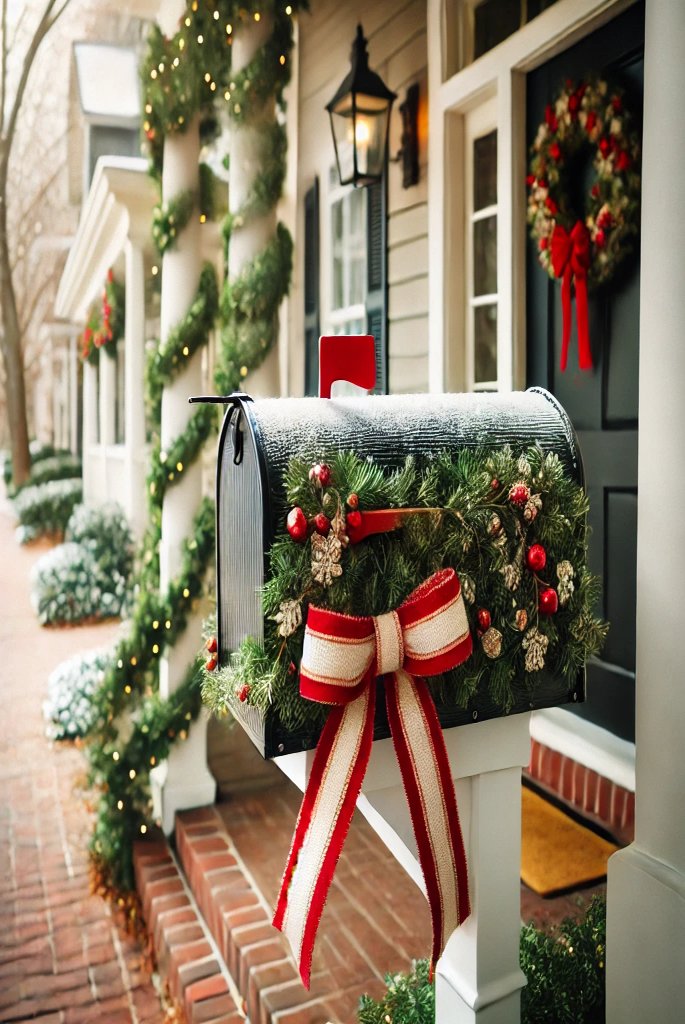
0, 186, 31, 489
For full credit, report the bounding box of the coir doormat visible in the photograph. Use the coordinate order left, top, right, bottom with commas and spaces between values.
521, 784, 619, 897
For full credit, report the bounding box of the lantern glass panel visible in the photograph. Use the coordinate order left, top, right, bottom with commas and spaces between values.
329, 91, 391, 186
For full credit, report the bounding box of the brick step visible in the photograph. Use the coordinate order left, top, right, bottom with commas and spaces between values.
164, 777, 432, 1024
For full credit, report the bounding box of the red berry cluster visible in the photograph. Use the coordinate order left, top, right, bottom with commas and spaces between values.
286, 465, 362, 542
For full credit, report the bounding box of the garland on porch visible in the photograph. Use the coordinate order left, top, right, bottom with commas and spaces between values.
80, 0, 303, 899
202, 446, 607, 731
80, 269, 124, 365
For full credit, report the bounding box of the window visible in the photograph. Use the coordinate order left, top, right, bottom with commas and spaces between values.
465, 102, 499, 390
328, 169, 367, 338
450, 0, 561, 72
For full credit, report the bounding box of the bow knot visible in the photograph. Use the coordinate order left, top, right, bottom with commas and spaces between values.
550, 219, 593, 372
374, 610, 404, 675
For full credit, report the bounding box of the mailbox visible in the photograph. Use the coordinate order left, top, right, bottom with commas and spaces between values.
211, 387, 587, 758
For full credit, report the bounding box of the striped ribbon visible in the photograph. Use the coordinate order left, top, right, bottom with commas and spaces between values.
273, 568, 473, 988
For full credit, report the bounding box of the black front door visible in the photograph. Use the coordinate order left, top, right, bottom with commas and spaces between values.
526, 2, 644, 743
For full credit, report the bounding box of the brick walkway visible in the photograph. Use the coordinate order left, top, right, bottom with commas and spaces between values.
0, 488, 166, 1024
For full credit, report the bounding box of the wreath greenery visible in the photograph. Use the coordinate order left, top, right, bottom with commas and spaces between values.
527, 77, 641, 289
80, 270, 124, 365
202, 446, 607, 732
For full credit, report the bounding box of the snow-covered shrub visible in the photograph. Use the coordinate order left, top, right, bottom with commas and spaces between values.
44, 647, 113, 740
30, 503, 133, 625
13, 478, 83, 542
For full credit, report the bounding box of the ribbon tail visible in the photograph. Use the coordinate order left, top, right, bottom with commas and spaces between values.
559, 267, 573, 373
574, 274, 593, 370
272, 687, 375, 988
385, 670, 470, 968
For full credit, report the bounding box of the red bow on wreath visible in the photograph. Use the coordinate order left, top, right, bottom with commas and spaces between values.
551, 220, 593, 373
273, 568, 473, 987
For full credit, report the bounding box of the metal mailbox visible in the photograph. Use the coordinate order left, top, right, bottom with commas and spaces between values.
213, 388, 585, 758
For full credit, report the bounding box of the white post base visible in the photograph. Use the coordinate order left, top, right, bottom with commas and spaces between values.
276, 713, 530, 1024
151, 709, 216, 836
606, 845, 685, 1024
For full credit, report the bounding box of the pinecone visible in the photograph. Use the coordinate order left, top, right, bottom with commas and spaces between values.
524, 493, 543, 523
311, 532, 343, 587
501, 562, 521, 591
461, 573, 476, 605
522, 626, 549, 672
274, 599, 302, 638
481, 626, 502, 659
556, 560, 575, 606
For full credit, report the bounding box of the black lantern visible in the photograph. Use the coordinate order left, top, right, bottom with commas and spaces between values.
326, 25, 397, 188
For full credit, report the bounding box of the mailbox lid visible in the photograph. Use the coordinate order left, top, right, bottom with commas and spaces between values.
243, 388, 582, 544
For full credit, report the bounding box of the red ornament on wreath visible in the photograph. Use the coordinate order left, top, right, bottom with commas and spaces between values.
476, 608, 491, 635
309, 463, 331, 488
286, 506, 308, 542
539, 587, 559, 616
314, 512, 330, 536
526, 543, 547, 573
527, 77, 641, 372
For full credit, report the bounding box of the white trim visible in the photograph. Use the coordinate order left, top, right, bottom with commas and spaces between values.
530, 707, 635, 792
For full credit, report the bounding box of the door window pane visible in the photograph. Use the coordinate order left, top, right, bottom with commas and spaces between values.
473, 130, 497, 210
474, 305, 497, 383
473, 216, 497, 296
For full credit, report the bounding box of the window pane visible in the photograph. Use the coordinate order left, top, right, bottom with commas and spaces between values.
473, 216, 497, 296
474, 0, 521, 59
474, 304, 497, 383
473, 130, 497, 210
349, 187, 364, 235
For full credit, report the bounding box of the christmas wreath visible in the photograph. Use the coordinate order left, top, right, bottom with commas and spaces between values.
203, 444, 607, 730
526, 77, 641, 370
80, 270, 125, 365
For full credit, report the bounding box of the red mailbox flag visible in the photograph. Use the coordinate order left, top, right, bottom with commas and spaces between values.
318, 334, 376, 398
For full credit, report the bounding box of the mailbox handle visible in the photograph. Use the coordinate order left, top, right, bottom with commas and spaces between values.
318, 335, 376, 399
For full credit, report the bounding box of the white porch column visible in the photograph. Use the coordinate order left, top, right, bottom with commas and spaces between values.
606, 3, 685, 1021
69, 332, 79, 457
98, 347, 116, 447
151, 87, 215, 831
229, 16, 280, 397
123, 238, 147, 539
277, 713, 530, 1023
82, 359, 98, 503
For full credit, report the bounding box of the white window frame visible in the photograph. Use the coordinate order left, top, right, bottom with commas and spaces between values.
324, 166, 368, 338
464, 98, 499, 391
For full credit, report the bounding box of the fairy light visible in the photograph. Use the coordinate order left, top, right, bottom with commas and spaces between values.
165, 620, 172, 629
182, 345, 189, 356
226, 23, 232, 34
150, 68, 157, 79
124, 684, 132, 694
176, 461, 184, 472
210, 81, 216, 92
224, 90, 231, 101
183, 588, 190, 599
152, 620, 159, 630
145, 103, 152, 114
112, 751, 120, 761
158, 62, 165, 73
152, 644, 160, 655
279, 55, 286, 65
179, 37, 185, 50
285, 4, 292, 13
130, 656, 137, 666
254, 11, 261, 21
117, 800, 124, 810
213, 9, 219, 19
204, 72, 211, 83
140, 824, 147, 834
199, 213, 207, 223
173, 57, 180, 67
150, 756, 156, 766
197, 33, 204, 44
129, 769, 136, 780
184, 15, 191, 26
151, 264, 159, 276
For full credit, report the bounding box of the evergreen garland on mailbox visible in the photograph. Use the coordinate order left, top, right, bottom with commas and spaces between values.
202, 444, 607, 728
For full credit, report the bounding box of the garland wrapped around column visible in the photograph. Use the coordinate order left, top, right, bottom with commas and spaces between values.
79, 0, 304, 899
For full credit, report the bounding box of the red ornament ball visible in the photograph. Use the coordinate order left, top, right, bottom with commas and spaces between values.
509, 481, 531, 506
477, 608, 492, 634
526, 543, 547, 573
346, 509, 362, 529
206, 636, 218, 654
347, 492, 359, 509
205, 656, 218, 672
314, 512, 330, 536
538, 587, 559, 616
491, 478, 500, 491
309, 463, 331, 488
237, 684, 250, 703
286, 506, 308, 542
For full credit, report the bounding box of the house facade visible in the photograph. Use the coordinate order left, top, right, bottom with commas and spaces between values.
48, 0, 684, 1020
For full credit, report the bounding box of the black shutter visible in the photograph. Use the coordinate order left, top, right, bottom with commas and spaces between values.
303, 178, 320, 396
366, 177, 388, 394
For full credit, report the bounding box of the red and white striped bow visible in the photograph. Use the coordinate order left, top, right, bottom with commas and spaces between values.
273, 568, 473, 988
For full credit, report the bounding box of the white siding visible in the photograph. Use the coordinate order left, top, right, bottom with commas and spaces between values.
289, 0, 429, 395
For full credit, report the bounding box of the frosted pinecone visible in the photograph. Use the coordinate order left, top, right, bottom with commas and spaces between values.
524, 493, 543, 523
522, 626, 549, 673
517, 454, 532, 478
556, 560, 575, 606
330, 505, 349, 545
311, 532, 343, 587
481, 626, 502, 659
460, 573, 476, 605
274, 599, 302, 638
501, 562, 521, 591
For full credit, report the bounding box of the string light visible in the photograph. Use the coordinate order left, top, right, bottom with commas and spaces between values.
226, 23, 232, 34
179, 37, 185, 50
117, 800, 124, 810
140, 825, 147, 834
279, 55, 286, 65
112, 751, 120, 761
151, 265, 159, 276
165, 620, 172, 629
213, 9, 219, 19
176, 462, 184, 472
199, 213, 207, 223
124, 684, 132, 694
129, 769, 136, 780
183, 588, 190, 598
197, 33, 204, 44
152, 644, 160, 655
152, 620, 159, 629
286, 4, 292, 13
182, 345, 189, 356
150, 69, 157, 79
145, 103, 152, 114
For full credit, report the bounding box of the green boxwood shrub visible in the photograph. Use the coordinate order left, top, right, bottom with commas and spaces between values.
13, 478, 83, 543
357, 896, 607, 1024
44, 646, 114, 739
3, 441, 62, 486
31, 503, 133, 625
15, 453, 82, 493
